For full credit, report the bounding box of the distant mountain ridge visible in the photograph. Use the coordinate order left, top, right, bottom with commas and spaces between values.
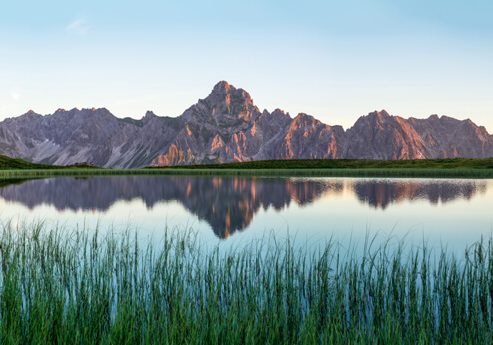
0, 81, 492, 167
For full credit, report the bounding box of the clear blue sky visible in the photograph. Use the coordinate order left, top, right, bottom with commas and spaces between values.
1, 0, 492, 131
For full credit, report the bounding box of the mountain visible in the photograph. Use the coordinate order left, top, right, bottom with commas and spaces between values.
0, 81, 492, 167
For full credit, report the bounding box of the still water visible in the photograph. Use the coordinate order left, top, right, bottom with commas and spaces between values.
0, 176, 492, 253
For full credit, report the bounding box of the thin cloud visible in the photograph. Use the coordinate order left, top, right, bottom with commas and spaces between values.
66, 18, 90, 35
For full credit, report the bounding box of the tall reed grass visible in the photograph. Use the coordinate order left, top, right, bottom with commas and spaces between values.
0, 223, 492, 344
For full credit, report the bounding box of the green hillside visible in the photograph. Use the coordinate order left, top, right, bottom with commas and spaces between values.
0, 155, 56, 169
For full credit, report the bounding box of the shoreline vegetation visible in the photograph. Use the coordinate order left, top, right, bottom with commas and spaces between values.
1, 224, 493, 343
0, 155, 493, 179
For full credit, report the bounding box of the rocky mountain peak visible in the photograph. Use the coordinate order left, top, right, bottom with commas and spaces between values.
211, 80, 231, 94
83, 107, 111, 114
0, 81, 491, 168
351, 110, 385, 126
182, 81, 260, 125
143, 110, 157, 121
292, 113, 320, 126
271, 108, 288, 116
368, 109, 391, 119
23, 110, 41, 116
51, 108, 79, 118
205, 80, 254, 110
266, 108, 291, 123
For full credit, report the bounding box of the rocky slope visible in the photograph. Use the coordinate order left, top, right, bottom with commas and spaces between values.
0, 81, 492, 167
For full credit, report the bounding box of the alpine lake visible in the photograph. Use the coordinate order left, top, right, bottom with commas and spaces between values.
1, 175, 491, 255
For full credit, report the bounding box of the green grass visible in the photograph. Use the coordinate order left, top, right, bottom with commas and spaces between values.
1, 154, 493, 178
0, 154, 96, 171
0, 155, 55, 170
0, 167, 492, 179
174, 158, 493, 170
1, 223, 493, 344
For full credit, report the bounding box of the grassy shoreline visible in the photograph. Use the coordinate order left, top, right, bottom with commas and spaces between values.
0, 167, 492, 179
1, 224, 493, 344
0, 156, 493, 179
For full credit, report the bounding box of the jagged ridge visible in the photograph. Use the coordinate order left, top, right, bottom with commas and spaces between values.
0, 81, 492, 167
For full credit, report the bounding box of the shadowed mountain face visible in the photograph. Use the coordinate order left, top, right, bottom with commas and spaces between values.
0, 81, 492, 167
0, 176, 486, 238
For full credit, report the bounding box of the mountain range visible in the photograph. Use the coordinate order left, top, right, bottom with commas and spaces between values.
0, 81, 492, 168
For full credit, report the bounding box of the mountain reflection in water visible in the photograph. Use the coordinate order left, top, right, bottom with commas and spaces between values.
0, 176, 487, 239
353, 180, 487, 209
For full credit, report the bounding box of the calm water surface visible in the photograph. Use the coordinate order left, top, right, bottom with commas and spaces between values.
0, 176, 491, 253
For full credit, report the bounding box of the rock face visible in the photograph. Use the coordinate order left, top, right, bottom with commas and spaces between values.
344, 110, 428, 160
0, 81, 492, 167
